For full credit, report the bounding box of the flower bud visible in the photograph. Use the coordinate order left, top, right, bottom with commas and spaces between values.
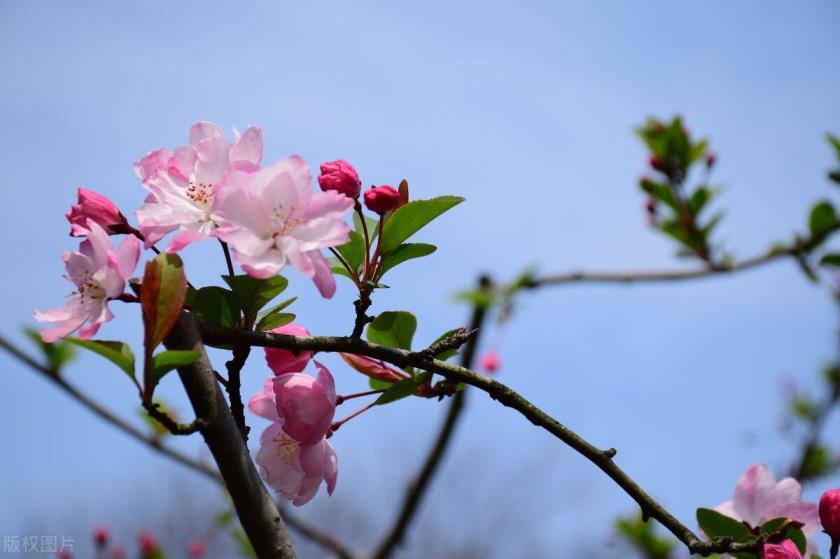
648, 155, 666, 172
66, 188, 127, 237
363, 185, 401, 214
92, 525, 109, 547
820, 488, 840, 542
138, 531, 159, 557
763, 540, 803, 559
318, 160, 362, 199
480, 350, 500, 373
187, 540, 206, 558
706, 150, 717, 168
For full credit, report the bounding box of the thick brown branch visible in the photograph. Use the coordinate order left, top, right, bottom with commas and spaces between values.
226, 343, 251, 441
162, 313, 298, 559
373, 275, 492, 559
527, 225, 839, 288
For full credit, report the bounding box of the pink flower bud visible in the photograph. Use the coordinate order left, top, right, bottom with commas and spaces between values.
187, 540, 206, 558
706, 151, 717, 168
820, 488, 840, 539
318, 160, 362, 199
363, 185, 401, 214
480, 351, 500, 373
92, 525, 109, 547
66, 188, 127, 237
265, 324, 313, 375
763, 540, 803, 559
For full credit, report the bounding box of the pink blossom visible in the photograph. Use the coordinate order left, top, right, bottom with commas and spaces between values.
479, 350, 501, 373
248, 374, 338, 506
272, 362, 337, 445
187, 540, 206, 558
715, 464, 819, 553
820, 488, 840, 539
134, 122, 263, 252
363, 185, 400, 214
339, 353, 407, 383
763, 540, 803, 559
255, 423, 338, 506
318, 159, 362, 199
92, 525, 109, 547
34, 221, 140, 342
214, 156, 353, 298
265, 323, 313, 375
66, 188, 126, 237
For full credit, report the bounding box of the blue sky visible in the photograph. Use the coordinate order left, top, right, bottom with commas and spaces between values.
1, 1, 839, 556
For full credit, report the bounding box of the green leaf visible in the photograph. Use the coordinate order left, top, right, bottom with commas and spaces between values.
379, 243, 437, 276
329, 263, 356, 280
150, 350, 200, 389
828, 133, 840, 159
25, 328, 76, 371
375, 378, 417, 405
380, 196, 464, 253
828, 170, 840, 185
255, 297, 298, 331
820, 253, 840, 268
191, 286, 240, 328
369, 378, 393, 390
696, 508, 750, 540
256, 312, 295, 331
141, 253, 188, 350
334, 231, 366, 275
223, 274, 288, 322
453, 289, 494, 310
640, 178, 678, 210
809, 201, 838, 238
353, 212, 379, 242
67, 338, 136, 385
688, 187, 715, 216
366, 311, 417, 350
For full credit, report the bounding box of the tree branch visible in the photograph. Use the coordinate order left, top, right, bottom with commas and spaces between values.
198, 319, 770, 556
372, 275, 492, 559
162, 312, 297, 559
526, 225, 839, 288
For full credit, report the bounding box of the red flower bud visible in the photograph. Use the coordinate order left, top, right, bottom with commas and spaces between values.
706, 151, 717, 168
66, 188, 127, 237
363, 185, 401, 214
318, 160, 362, 199
648, 155, 666, 172
137, 531, 159, 556
187, 540, 206, 558
92, 525, 109, 547
820, 488, 840, 540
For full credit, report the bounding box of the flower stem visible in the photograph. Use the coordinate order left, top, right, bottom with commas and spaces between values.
336, 389, 385, 405
330, 402, 376, 432
219, 239, 236, 277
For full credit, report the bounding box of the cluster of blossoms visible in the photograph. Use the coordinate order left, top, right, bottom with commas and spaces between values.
34, 121, 403, 341
249, 323, 338, 505
709, 464, 840, 559
32, 121, 412, 507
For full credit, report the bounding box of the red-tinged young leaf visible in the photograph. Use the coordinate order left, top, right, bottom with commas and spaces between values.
141, 253, 187, 350
398, 179, 409, 207
339, 352, 407, 383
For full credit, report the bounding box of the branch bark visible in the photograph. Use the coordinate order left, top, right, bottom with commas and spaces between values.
161, 312, 297, 559
372, 275, 492, 559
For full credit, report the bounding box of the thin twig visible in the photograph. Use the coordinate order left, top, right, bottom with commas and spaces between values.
0, 334, 220, 482
527, 225, 840, 288
373, 274, 492, 559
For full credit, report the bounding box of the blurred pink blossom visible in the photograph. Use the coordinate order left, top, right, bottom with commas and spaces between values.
763, 540, 802, 559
